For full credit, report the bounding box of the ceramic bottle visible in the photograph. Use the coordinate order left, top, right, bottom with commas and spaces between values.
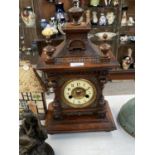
86, 10, 91, 24
90, 0, 100, 6
68, 0, 84, 25
121, 11, 127, 26
55, 2, 65, 23
49, 17, 56, 27
122, 48, 134, 70
91, 11, 98, 25
106, 12, 115, 25
127, 17, 135, 26
21, 6, 36, 27
113, 0, 119, 6
99, 13, 107, 26
104, 0, 108, 6
40, 19, 48, 29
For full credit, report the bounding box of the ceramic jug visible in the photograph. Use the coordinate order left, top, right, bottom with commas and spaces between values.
99, 13, 107, 26
49, 17, 56, 27
121, 11, 127, 26
55, 2, 65, 23
120, 35, 128, 43
21, 6, 36, 27
92, 11, 98, 25
122, 48, 134, 70
106, 12, 115, 25
68, 0, 84, 25
40, 19, 48, 29
104, 0, 108, 6
127, 17, 135, 26
113, 0, 119, 6
86, 10, 91, 24
90, 0, 100, 6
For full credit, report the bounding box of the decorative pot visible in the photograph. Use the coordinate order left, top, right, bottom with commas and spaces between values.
104, 0, 108, 6
68, 0, 84, 25
120, 35, 128, 43
91, 11, 98, 25
49, 17, 56, 27
106, 12, 115, 25
127, 17, 135, 26
90, 0, 100, 6
122, 48, 134, 70
40, 19, 48, 29
121, 11, 127, 26
55, 2, 65, 23
21, 6, 36, 27
99, 13, 107, 26
86, 10, 91, 24
128, 36, 135, 43
95, 32, 117, 40
113, 0, 119, 6
99, 43, 111, 59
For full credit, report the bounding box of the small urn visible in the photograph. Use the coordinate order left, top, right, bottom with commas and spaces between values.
21, 6, 36, 27
41, 25, 56, 64
121, 11, 127, 26
106, 12, 115, 25
99, 13, 107, 26
68, 0, 84, 25
90, 0, 100, 6
99, 43, 111, 62
91, 11, 98, 25
122, 48, 134, 70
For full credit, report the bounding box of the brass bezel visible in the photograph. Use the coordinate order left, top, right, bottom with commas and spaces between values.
61, 79, 97, 108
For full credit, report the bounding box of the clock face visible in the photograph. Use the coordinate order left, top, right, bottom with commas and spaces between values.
61, 79, 97, 108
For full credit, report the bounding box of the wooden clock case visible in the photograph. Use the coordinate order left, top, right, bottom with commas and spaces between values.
37, 23, 119, 134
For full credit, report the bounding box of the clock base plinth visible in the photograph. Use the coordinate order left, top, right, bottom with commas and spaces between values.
45, 101, 116, 134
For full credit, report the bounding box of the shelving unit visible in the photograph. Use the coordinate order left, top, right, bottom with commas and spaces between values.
115, 0, 135, 79
19, 0, 135, 80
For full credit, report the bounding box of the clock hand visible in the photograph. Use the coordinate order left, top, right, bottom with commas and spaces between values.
86, 87, 90, 91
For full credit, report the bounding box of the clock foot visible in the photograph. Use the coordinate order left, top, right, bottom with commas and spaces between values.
45, 101, 116, 134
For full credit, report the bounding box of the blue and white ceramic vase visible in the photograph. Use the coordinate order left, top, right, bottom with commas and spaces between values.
99, 13, 107, 26
55, 2, 65, 24
40, 19, 48, 29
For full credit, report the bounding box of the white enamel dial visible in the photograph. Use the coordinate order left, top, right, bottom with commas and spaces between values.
62, 79, 97, 108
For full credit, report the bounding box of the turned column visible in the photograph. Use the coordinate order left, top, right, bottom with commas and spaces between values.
48, 78, 63, 120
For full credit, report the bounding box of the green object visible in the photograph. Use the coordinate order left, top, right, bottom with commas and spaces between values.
90, 0, 100, 6
118, 98, 135, 137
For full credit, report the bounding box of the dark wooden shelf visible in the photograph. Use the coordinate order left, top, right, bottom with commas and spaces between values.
120, 26, 135, 34
119, 42, 135, 47
92, 24, 116, 29
109, 68, 135, 80
88, 5, 119, 9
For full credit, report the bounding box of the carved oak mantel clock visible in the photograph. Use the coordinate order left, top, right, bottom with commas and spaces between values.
37, 3, 119, 134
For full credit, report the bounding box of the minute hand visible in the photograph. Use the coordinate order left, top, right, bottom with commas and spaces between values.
86, 87, 91, 91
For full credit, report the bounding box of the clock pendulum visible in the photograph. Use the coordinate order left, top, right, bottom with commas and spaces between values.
37, 1, 119, 134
